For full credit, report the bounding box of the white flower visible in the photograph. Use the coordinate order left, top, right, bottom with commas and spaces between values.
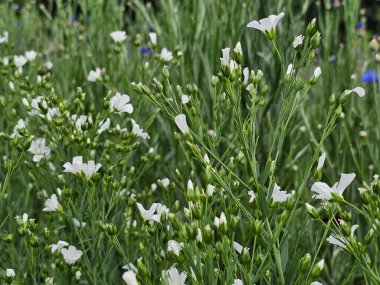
175, 114, 189, 134
63, 156, 101, 177
149, 32, 157, 45
206, 184, 215, 196
314, 67, 322, 78
5, 269, 15, 278
214, 212, 227, 228
63, 156, 83, 175
311, 173, 356, 200
50, 240, 69, 253
3, 56, 9, 65
154, 203, 169, 222
110, 92, 133, 114
196, 228, 202, 242
75, 271, 81, 280
73, 218, 86, 228
81, 160, 102, 177
60, 245, 83, 265
233, 42, 242, 56
11, 119, 26, 138
131, 119, 150, 139
166, 268, 187, 285
14, 55, 27, 69
122, 271, 138, 285
232, 279, 243, 285
0, 31, 8, 44
292, 35, 304, 48
160, 178, 170, 188
271, 183, 291, 203
47, 107, 61, 121
28, 138, 51, 162
137, 202, 158, 222
233, 241, 243, 254
346, 87, 365, 97
247, 12, 285, 33
110, 31, 127, 42
43, 194, 61, 212
181, 95, 190, 104
98, 118, 111, 134
310, 282, 323, 285
25, 50, 37, 61
286, 64, 293, 76
317, 152, 326, 170
46, 61, 53, 69
87, 68, 101, 82
315, 259, 324, 271
160, 48, 173, 61
243, 68, 249, 84
221, 47, 230, 66
9, 81, 15, 91
248, 190, 256, 203
326, 224, 358, 249
168, 240, 183, 256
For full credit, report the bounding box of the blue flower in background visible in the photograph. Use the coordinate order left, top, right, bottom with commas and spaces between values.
356, 22, 364, 29
140, 47, 153, 55
361, 70, 379, 84
146, 23, 154, 31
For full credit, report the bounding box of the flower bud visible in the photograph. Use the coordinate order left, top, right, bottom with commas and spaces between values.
311, 259, 324, 278
299, 253, 312, 273
305, 203, 319, 219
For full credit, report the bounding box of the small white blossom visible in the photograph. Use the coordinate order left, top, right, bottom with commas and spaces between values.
233, 42, 242, 56
110, 31, 127, 42
247, 12, 285, 33
75, 271, 81, 280
248, 190, 256, 203
311, 173, 356, 200
131, 119, 150, 139
206, 184, 215, 196
25, 50, 37, 61
28, 138, 51, 162
221, 47, 230, 66
160, 178, 170, 188
175, 114, 189, 134
168, 240, 183, 256
214, 212, 227, 228
61, 245, 83, 265
346, 87, 365, 97
87, 68, 101, 82
286, 64, 293, 75
122, 271, 138, 285
232, 279, 243, 285
43, 194, 61, 212
166, 267, 187, 285
243, 67, 249, 84
149, 32, 157, 45
271, 183, 291, 203
233, 241, 243, 254
14, 55, 27, 69
5, 269, 15, 278
98, 118, 111, 134
317, 152, 326, 170
160, 48, 173, 62
314, 67, 322, 78
50, 240, 69, 253
181, 95, 190, 104
63, 156, 101, 177
0, 31, 8, 44
73, 218, 86, 228
110, 92, 133, 114
292, 35, 304, 48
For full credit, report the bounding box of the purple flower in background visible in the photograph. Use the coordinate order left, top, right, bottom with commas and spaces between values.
329, 54, 337, 64
361, 70, 379, 84
140, 47, 153, 55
